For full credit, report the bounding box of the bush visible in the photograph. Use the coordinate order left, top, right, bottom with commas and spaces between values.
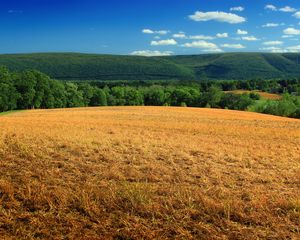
249, 92, 261, 100
1, 67, 300, 119
249, 92, 300, 118
219, 93, 254, 110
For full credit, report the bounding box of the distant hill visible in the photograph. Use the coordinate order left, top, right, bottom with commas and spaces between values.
0, 53, 194, 81
166, 52, 300, 80
0, 52, 300, 80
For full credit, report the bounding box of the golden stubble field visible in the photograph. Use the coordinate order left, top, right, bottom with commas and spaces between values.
0, 107, 299, 240
224, 90, 281, 100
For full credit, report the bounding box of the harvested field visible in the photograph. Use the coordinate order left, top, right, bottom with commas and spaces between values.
0, 107, 299, 239
225, 90, 282, 100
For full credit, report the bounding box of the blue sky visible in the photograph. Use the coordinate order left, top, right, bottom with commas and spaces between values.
1, 0, 300, 55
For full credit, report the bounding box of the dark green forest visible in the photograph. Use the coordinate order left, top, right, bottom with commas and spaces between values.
1, 66, 300, 118
1, 52, 300, 81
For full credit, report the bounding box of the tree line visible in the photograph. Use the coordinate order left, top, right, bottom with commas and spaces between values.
89, 78, 300, 95
0, 67, 299, 118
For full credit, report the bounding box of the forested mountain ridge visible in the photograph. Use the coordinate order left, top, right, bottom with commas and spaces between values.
0, 53, 194, 81
165, 52, 300, 80
0, 52, 300, 81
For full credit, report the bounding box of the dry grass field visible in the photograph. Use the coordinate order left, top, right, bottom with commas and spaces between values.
224, 90, 282, 100
0, 107, 299, 239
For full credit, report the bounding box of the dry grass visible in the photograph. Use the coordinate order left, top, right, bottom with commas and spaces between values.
0, 107, 299, 239
224, 90, 282, 100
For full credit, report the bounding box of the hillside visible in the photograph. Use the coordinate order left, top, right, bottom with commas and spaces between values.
0, 52, 300, 80
166, 52, 300, 79
0, 53, 194, 81
0, 107, 299, 239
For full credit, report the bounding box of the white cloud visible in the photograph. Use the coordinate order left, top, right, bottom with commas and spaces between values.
230, 6, 244, 12
182, 40, 219, 50
262, 23, 284, 27
260, 47, 284, 53
131, 50, 173, 57
242, 36, 259, 41
265, 5, 277, 11
294, 12, 300, 19
279, 6, 296, 13
286, 45, 300, 52
202, 48, 224, 53
264, 4, 296, 13
260, 46, 281, 50
221, 44, 245, 49
216, 33, 229, 38
282, 35, 293, 38
189, 35, 215, 40
274, 49, 288, 53
142, 29, 169, 35
270, 49, 284, 53
150, 39, 177, 46
262, 23, 279, 28
189, 11, 246, 24
237, 29, 248, 35
263, 41, 283, 45
283, 27, 300, 35
142, 29, 154, 34
173, 32, 187, 39
156, 30, 169, 35
260, 45, 300, 53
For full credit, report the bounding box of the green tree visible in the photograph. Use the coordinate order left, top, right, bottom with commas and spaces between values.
143, 86, 165, 106
15, 71, 37, 109
78, 83, 94, 106
90, 88, 107, 106
170, 88, 192, 106
200, 86, 223, 108
125, 87, 144, 106
111, 86, 126, 106
0, 67, 19, 112
48, 80, 67, 108
65, 82, 84, 108
32, 71, 52, 109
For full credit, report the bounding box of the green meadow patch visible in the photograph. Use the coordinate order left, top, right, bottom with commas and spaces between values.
0, 110, 23, 116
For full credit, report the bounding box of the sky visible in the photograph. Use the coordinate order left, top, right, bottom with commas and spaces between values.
1, 0, 300, 55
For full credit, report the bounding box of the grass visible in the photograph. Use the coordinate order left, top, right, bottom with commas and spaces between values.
0, 110, 23, 116
0, 107, 299, 239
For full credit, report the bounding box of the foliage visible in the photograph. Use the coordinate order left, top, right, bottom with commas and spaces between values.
166, 52, 300, 80
249, 92, 261, 100
1, 52, 300, 81
219, 93, 254, 111
90, 88, 107, 106
251, 94, 300, 117
0, 53, 194, 81
0, 67, 300, 118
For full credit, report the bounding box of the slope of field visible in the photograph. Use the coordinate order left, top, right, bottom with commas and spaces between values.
1, 52, 300, 80
0, 107, 299, 239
